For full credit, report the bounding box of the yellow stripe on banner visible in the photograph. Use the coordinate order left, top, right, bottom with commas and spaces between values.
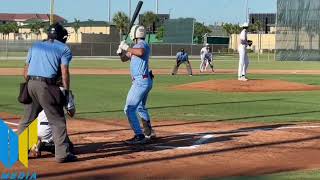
28, 119, 38, 149
19, 128, 28, 168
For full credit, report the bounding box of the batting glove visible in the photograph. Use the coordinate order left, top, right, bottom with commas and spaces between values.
116, 47, 122, 55
119, 41, 129, 51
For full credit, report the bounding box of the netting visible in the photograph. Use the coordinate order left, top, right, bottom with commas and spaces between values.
163, 18, 194, 44
276, 0, 320, 61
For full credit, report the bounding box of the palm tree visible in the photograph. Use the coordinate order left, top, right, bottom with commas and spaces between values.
193, 22, 212, 44
29, 20, 44, 40
112, 12, 129, 41
141, 11, 158, 43
1, 23, 13, 40
222, 23, 241, 49
156, 26, 165, 41
7, 22, 19, 40
72, 18, 81, 42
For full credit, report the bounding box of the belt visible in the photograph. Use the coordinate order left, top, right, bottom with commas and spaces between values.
132, 75, 148, 81
40, 122, 49, 126
28, 76, 57, 85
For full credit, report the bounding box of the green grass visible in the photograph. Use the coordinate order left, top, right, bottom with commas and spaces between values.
2, 53, 320, 70
1, 59, 320, 179
215, 169, 320, 180
2, 74, 320, 122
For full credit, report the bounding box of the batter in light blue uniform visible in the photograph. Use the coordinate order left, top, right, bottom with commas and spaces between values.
117, 25, 156, 145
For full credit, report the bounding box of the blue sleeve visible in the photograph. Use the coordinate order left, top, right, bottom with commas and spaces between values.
176, 52, 180, 58
26, 48, 32, 64
133, 41, 145, 49
61, 47, 72, 65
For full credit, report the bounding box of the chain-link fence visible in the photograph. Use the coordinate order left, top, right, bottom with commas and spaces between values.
0, 40, 230, 58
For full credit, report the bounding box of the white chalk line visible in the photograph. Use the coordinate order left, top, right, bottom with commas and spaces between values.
179, 125, 320, 136
4, 121, 19, 126
153, 125, 320, 150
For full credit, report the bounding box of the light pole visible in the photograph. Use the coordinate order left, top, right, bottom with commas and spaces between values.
169, 8, 173, 17
128, 0, 131, 21
108, 0, 111, 23
156, 0, 159, 14
50, 0, 54, 25
245, 0, 249, 22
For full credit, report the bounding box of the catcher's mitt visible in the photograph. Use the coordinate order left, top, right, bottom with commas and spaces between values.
59, 88, 76, 117
65, 90, 76, 117
247, 40, 253, 47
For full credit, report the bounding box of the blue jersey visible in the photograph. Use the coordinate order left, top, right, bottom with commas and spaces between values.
176, 52, 188, 61
204, 52, 213, 61
130, 40, 150, 77
26, 40, 72, 78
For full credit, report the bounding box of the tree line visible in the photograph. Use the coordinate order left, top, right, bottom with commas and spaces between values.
0, 11, 264, 44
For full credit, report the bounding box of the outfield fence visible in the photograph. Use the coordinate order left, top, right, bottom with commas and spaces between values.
0, 40, 276, 61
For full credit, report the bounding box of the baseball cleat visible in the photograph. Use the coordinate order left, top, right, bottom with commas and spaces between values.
145, 129, 156, 140
142, 120, 156, 139
124, 134, 147, 145
238, 76, 248, 81
56, 154, 78, 163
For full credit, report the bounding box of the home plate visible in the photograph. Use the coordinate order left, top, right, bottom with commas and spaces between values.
154, 134, 214, 150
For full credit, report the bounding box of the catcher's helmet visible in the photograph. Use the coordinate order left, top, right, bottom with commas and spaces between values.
47, 23, 68, 43
130, 25, 146, 40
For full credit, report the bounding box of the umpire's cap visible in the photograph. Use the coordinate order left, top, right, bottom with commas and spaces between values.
48, 23, 68, 43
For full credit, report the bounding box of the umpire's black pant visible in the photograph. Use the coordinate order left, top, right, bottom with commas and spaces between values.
172, 60, 193, 75
18, 80, 72, 160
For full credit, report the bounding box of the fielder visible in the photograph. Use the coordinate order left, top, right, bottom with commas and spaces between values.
171, 48, 193, 76
200, 43, 210, 72
238, 22, 252, 81
203, 47, 214, 72
117, 25, 156, 145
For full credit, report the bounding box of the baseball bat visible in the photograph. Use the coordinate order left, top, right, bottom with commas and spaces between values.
124, 0, 143, 41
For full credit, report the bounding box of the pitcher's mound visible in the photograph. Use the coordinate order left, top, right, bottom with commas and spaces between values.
174, 79, 320, 92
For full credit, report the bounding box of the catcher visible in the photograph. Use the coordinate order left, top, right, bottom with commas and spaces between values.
29, 87, 76, 158
171, 48, 193, 76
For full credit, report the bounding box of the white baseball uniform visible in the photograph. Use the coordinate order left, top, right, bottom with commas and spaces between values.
238, 29, 249, 78
200, 47, 209, 72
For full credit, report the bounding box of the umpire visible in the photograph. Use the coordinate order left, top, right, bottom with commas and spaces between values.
19, 23, 77, 163
171, 48, 193, 76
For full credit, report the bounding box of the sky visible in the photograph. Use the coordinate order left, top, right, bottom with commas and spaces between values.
0, 0, 277, 24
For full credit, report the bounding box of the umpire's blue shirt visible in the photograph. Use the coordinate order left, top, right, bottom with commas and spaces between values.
176, 52, 188, 61
26, 40, 72, 78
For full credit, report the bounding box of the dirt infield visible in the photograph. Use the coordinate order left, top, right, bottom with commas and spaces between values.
1, 113, 320, 180
173, 79, 320, 92
3, 68, 320, 76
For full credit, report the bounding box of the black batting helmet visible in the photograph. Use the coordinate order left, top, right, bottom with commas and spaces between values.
47, 23, 68, 43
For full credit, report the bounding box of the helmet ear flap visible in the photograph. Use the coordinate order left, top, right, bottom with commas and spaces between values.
129, 25, 146, 40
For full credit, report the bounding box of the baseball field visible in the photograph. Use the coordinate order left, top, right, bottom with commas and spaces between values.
1, 54, 320, 179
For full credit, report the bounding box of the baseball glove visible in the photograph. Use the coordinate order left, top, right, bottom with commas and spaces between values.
59, 88, 76, 117
66, 90, 76, 118
247, 40, 253, 47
